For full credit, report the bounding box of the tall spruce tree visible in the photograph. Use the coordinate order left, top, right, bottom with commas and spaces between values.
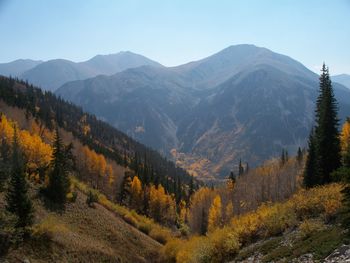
304, 64, 341, 187
5, 127, 33, 229
46, 128, 70, 206
304, 129, 317, 187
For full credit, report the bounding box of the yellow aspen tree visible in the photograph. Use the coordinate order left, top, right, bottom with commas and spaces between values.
106, 164, 114, 185
224, 201, 234, 224
340, 119, 350, 153
208, 195, 222, 232
0, 115, 14, 140
130, 176, 142, 209
178, 200, 188, 224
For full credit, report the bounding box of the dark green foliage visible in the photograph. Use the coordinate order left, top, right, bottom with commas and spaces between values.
280, 149, 286, 165
304, 64, 341, 187
86, 190, 98, 208
304, 129, 317, 188
188, 175, 195, 200
118, 171, 132, 205
5, 128, 33, 229
200, 208, 208, 235
280, 149, 289, 166
297, 147, 303, 164
0, 140, 11, 191
238, 159, 244, 176
45, 129, 70, 207
229, 171, 236, 184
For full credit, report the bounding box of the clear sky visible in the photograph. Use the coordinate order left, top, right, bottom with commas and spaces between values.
0, 0, 349, 74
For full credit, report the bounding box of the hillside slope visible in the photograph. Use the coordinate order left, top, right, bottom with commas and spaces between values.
0, 188, 162, 263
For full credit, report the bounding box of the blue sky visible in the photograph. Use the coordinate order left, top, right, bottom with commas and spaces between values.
0, 0, 349, 74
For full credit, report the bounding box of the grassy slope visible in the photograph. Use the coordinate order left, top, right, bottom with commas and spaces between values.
235, 224, 346, 262
1, 187, 162, 263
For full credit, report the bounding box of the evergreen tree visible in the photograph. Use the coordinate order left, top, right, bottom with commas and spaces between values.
281, 149, 286, 165
118, 171, 132, 205
0, 140, 10, 191
5, 127, 33, 229
188, 175, 195, 200
304, 129, 317, 188
304, 64, 341, 187
45, 128, 70, 206
200, 208, 208, 235
245, 162, 249, 174
229, 171, 236, 184
238, 159, 244, 176
297, 147, 303, 164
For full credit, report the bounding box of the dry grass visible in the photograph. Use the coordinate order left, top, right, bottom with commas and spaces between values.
1, 186, 162, 263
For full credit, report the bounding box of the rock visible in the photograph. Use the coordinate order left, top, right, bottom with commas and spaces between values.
324, 244, 350, 263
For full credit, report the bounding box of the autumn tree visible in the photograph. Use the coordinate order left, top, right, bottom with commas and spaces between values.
341, 118, 350, 167
5, 128, 33, 230
130, 175, 142, 210
188, 187, 216, 234
228, 171, 236, 191
45, 129, 70, 207
149, 184, 176, 225
208, 195, 222, 232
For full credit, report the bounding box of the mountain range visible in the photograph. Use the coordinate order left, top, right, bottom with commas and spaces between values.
333, 74, 350, 89
2, 45, 350, 179
0, 52, 161, 91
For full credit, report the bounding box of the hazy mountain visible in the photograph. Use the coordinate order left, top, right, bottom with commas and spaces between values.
20, 52, 162, 91
0, 59, 42, 77
57, 66, 193, 154
333, 74, 350, 89
56, 45, 350, 178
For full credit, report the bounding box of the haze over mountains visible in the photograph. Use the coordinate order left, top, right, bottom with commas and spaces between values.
0, 52, 161, 91
2, 44, 350, 179
332, 74, 350, 89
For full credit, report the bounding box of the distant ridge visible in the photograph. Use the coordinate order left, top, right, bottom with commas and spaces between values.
0, 52, 162, 91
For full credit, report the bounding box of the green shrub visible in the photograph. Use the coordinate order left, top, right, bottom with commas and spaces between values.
298, 219, 325, 239
86, 190, 98, 208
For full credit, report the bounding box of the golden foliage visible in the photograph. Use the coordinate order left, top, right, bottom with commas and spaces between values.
340, 119, 350, 153
130, 176, 142, 209
0, 114, 52, 178
208, 195, 222, 232
32, 215, 69, 239
149, 184, 176, 225
298, 219, 326, 239
164, 183, 343, 262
